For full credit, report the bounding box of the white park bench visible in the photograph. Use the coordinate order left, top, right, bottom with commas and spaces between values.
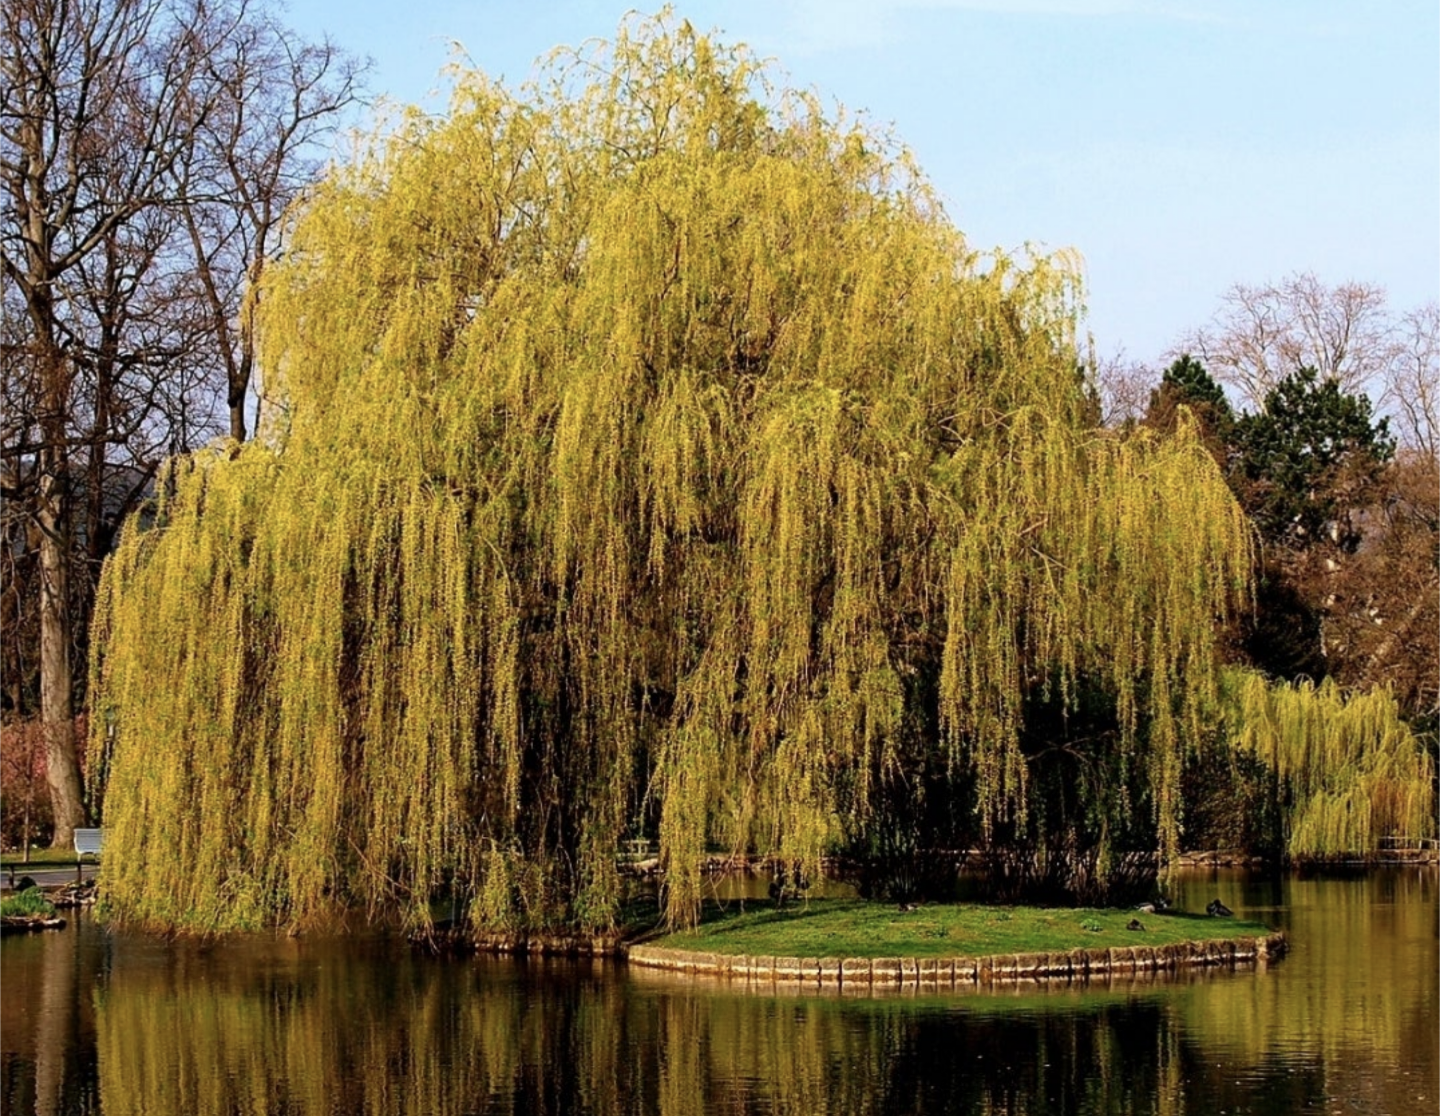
73, 828, 104, 857
73, 828, 103, 881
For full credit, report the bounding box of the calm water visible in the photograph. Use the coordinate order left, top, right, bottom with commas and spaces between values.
2, 868, 1434, 1115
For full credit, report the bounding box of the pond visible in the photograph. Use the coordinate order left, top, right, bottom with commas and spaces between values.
2, 868, 1434, 1115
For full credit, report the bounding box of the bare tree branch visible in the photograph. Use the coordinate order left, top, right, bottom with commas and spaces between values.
1173, 272, 1397, 412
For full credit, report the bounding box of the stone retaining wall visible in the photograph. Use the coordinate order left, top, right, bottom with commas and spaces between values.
625, 933, 1287, 992
424, 933, 621, 956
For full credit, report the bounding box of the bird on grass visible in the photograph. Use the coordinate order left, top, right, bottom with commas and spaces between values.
1134, 897, 1170, 915
1206, 898, 1233, 917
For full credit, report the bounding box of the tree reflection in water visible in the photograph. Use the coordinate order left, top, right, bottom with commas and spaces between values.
1, 870, 1434, 1116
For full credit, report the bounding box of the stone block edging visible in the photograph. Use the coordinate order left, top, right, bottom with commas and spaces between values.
624, 933, 1286, 992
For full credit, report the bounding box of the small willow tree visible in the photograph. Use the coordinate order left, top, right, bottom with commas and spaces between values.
89, 14, 1255, 934
1219, 670, 1434, 858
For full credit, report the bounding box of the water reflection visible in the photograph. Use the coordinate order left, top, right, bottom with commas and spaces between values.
1, 869, 1434, 1115
1, 912, 104, 1116
1168, 868, 1437, 1116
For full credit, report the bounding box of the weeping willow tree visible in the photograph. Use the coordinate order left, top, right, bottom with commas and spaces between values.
88, 13, 1256, 935
1218, 670, 1434, 859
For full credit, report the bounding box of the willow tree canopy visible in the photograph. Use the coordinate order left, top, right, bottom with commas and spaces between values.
1220, 671, 1434, 859
90, 15, 1256, 934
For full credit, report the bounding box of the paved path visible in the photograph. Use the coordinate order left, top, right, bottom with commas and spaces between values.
3, 864, 98, 889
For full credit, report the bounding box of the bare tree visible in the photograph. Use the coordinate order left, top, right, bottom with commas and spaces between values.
173, 9, 362, 442
1, 0, 362, 845
2, 0, 219, 845
1382, 303, 1439, 464
1089, 346, 1154, 429
1176, 272, 1397, 412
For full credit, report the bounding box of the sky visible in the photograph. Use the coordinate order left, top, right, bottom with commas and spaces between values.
280, 0, 1439, 368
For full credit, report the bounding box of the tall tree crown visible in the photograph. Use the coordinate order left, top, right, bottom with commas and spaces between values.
90, 14, 1253, 932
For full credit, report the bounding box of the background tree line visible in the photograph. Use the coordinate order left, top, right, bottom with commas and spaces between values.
1102, 278, 1438, 855
2, 0, 362, 847
1113, 276, 1438, 728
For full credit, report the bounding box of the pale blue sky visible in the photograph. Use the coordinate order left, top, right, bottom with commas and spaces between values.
282, 0, 1439, 366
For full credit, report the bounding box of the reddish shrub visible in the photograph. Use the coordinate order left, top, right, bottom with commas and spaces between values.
1, 716, 87, 850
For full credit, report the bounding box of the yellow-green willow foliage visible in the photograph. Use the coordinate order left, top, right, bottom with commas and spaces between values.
1220, 669, 1435, 858
89, 12, 1252, 933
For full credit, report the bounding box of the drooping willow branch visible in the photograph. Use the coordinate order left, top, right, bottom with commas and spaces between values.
91, 13, 1402, 937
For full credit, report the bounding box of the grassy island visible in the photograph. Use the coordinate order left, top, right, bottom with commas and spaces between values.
645, 899, 1273, 960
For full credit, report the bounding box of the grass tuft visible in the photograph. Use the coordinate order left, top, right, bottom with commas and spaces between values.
1, 887, 58, 918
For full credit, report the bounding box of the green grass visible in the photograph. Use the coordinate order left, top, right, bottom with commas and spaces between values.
648, 899, 1273, 959
1, 847, 82, 868
1, 887, 58, 918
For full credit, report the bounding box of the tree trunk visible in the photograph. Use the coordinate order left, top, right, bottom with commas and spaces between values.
37, 468, 85, 848
229, 381, 248, 442
1360, 576, 1438, 693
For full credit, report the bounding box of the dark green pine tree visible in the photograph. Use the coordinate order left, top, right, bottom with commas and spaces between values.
1232, 367, 1394, 548
1143, 355, 1233, 458
1160, 353, 1232, 419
